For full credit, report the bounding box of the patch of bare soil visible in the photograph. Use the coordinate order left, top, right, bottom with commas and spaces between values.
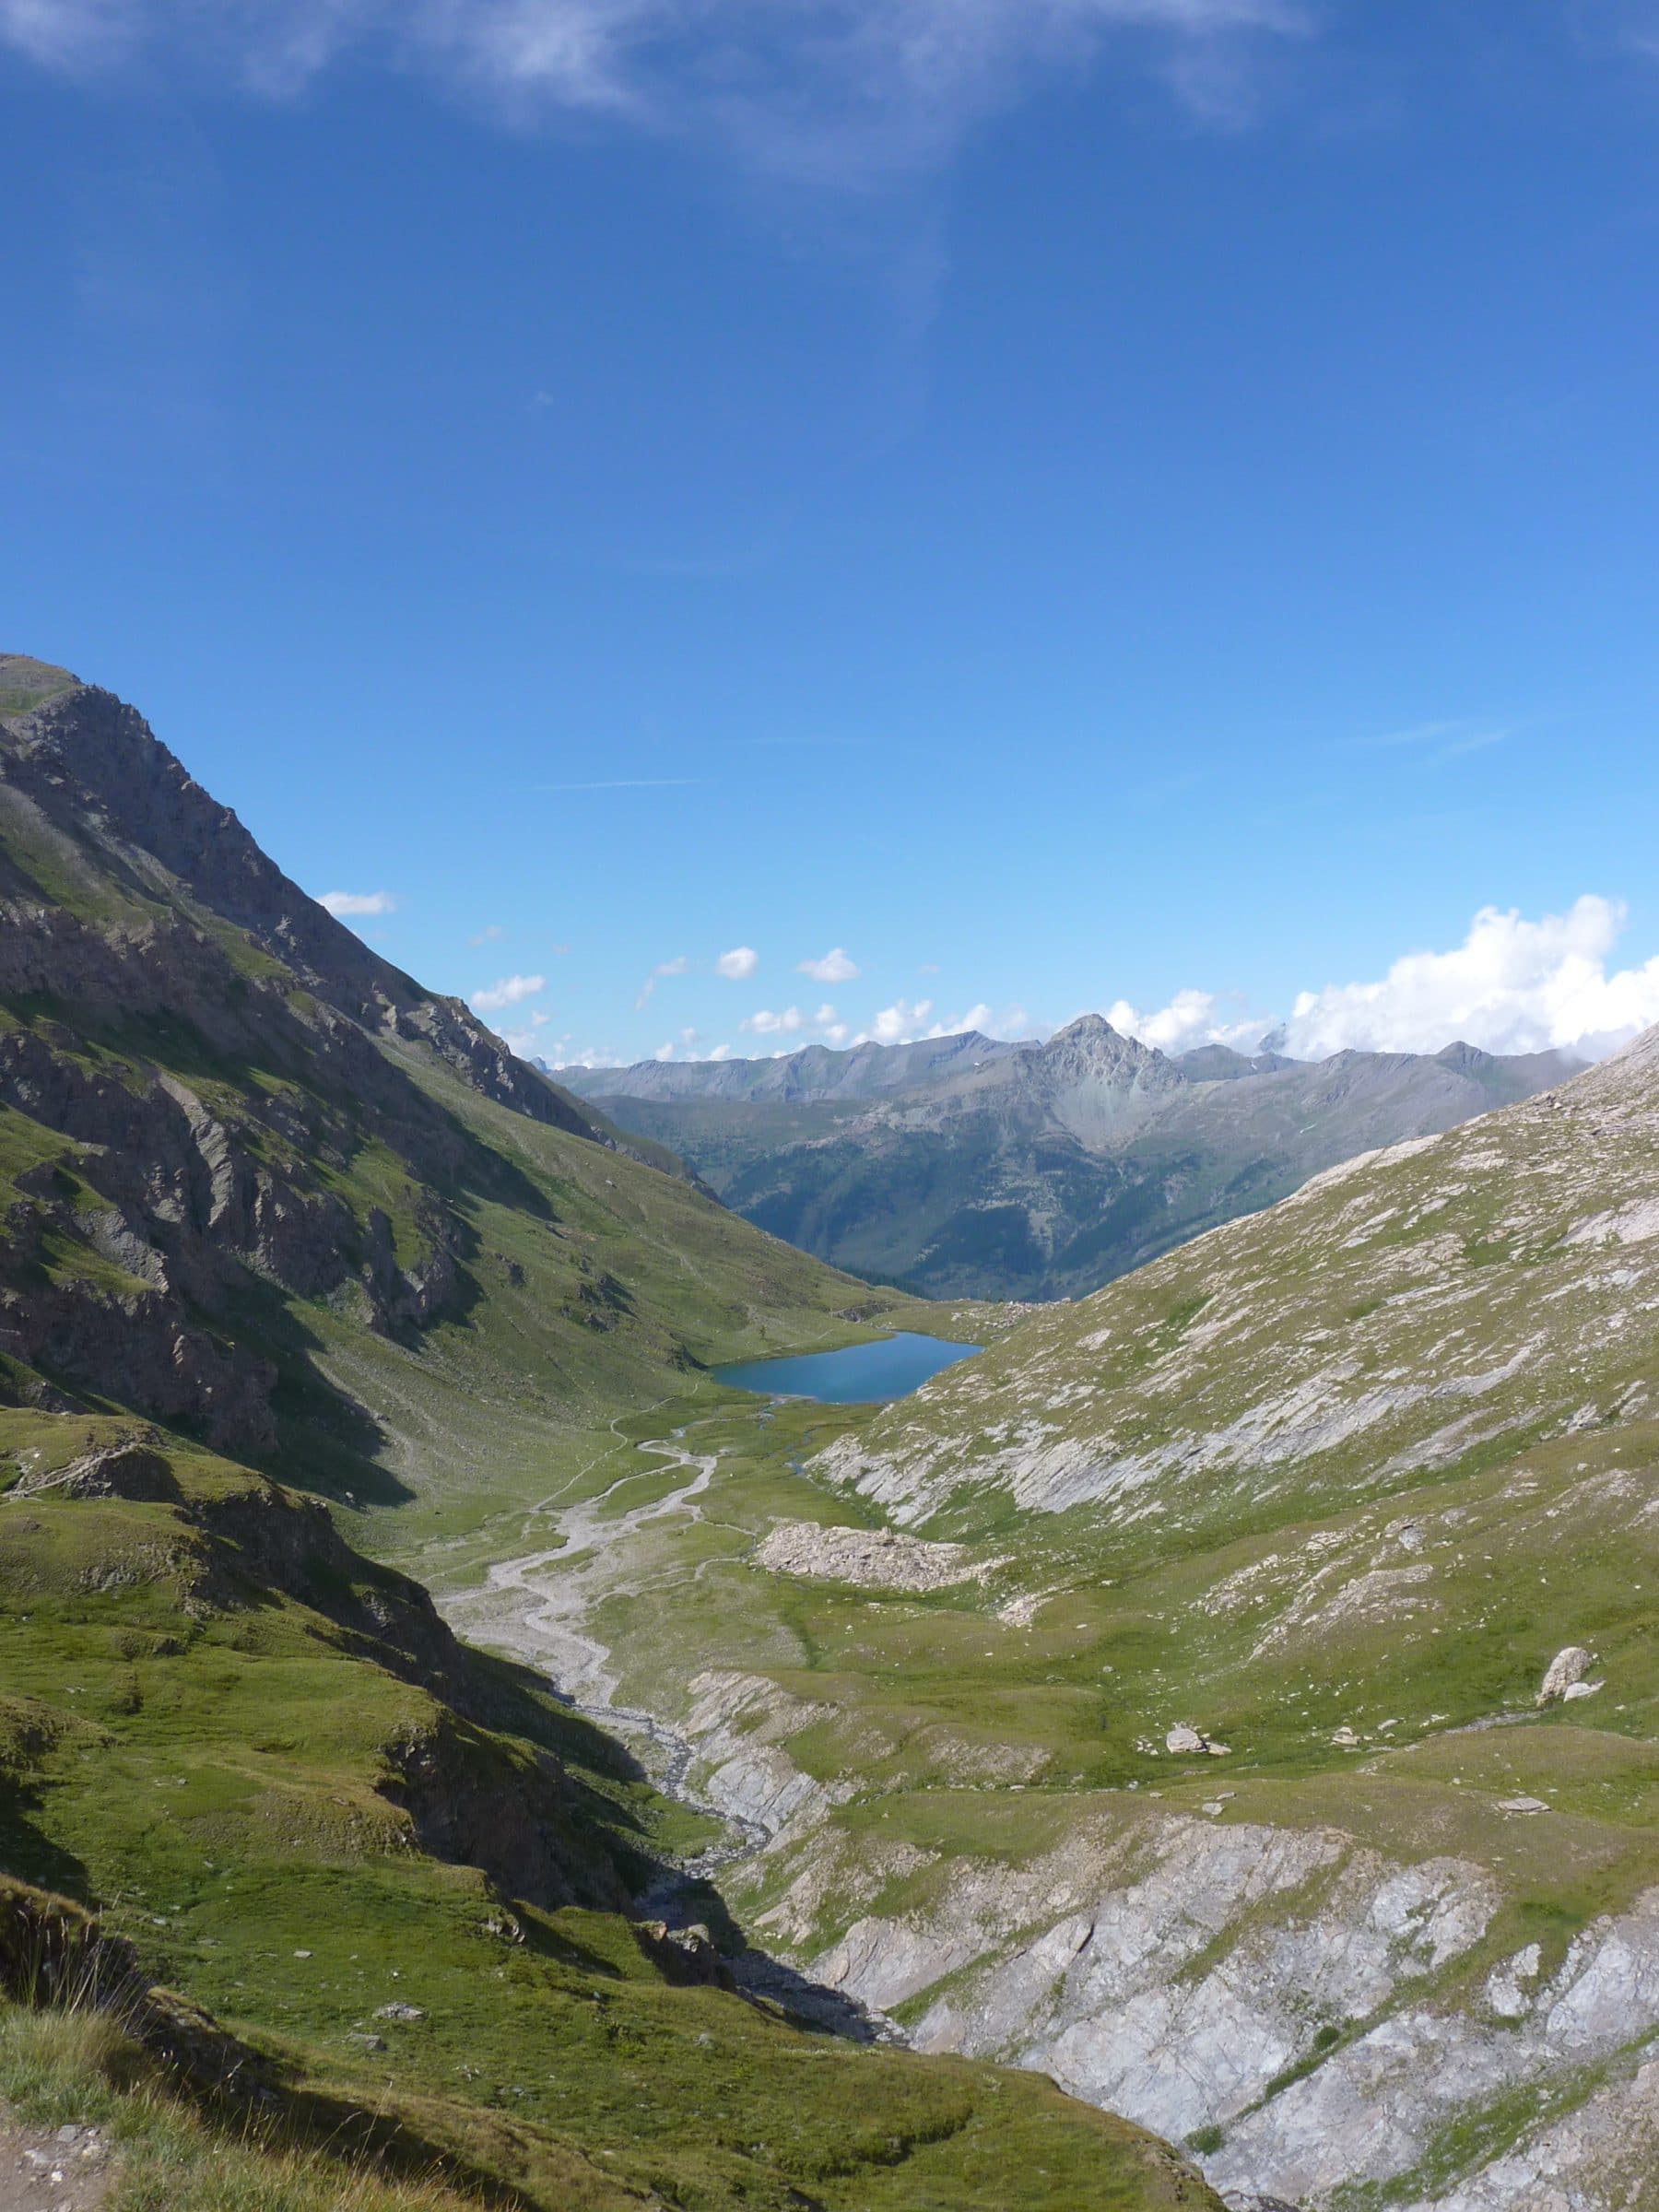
0, 2110, 109, 2212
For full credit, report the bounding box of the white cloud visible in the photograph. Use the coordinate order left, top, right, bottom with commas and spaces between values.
797, 947, 859, 983
716, 945, 759, 980
500, 1010, 551, 1053
318, 888, 397, 917
865, 996, 934, 1043
1279, 897, 1659, 1062
472, 971, 547, 1012
555, 1041, 628, 1066
634, 955, 688, 1010
0, 0, 1311, 177
468, 922, 506, 946
1104, 897, 1659, 1067
741, 1005, 804, 1035
1105, 986, 1260, 1057
939, 999, 1033, 1041
845, 995, 1031, 1048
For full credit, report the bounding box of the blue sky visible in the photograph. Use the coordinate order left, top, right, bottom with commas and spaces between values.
5, 0, 1659, 1065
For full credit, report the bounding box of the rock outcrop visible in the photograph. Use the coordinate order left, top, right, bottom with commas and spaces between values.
0, 661, 621, 1453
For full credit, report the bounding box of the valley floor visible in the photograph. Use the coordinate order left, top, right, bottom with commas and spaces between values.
417, 1383, 1659, 2212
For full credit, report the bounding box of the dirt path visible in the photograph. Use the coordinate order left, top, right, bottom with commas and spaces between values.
0, 2112, 108, 2212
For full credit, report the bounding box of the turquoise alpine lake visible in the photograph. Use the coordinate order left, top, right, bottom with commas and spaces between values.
713, 1331, 982, 1404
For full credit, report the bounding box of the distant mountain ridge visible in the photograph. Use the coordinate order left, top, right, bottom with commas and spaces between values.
559, 1017, 1583, 1300
566, 1027, 1030, 1105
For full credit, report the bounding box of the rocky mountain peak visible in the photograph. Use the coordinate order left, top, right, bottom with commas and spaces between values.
1036, 1013, 1184, 1087
0, 661, 592, 1138
1433, 1039, 1496, 1073
0, 652, 80, 716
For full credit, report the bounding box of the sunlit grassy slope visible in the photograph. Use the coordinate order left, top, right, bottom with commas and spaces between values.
470, 1037, 1658, 2199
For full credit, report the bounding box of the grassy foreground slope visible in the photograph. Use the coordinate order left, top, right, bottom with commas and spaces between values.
487, 1035, 1659, 2206
0, 1413, 1216, 2212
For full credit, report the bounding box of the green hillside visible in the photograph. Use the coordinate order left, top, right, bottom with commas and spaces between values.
0, 1412, 1212, 2212
0, 661, 1216, 2210
490, 1035, 1659, 2206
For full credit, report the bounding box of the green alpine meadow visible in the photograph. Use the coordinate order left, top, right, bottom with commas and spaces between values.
4, 652, 1656, 2210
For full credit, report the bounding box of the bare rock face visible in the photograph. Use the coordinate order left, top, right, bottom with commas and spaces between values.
754, 1519, 996, 1592
1164, 1724, 1231, 1757
632, 1920, 735, 1989
1536, 1645, 1596, 1704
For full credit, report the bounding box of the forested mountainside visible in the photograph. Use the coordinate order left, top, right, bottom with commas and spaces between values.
562, 1017, 1576, 1300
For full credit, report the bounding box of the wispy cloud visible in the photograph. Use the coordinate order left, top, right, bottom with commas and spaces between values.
318, 888, 397, 917
1350, 717, 1509, 767
472, 971, 547, 1013
0, 0, 1313, 180
468, 922, 506, 946
635, 953, 688, 1008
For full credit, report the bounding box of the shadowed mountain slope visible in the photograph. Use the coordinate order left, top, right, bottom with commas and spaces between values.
0, 654, 928, 1481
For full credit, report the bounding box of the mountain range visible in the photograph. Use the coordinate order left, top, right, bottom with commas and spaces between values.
559, 1018, 1580, 1300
